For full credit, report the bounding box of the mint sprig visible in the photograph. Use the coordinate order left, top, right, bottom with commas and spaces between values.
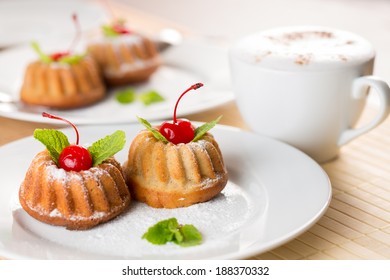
31, 41, 84, 65
31, 41, 52, 63
34, 129, 70, 164
137, 116, 168, 143
139, 90, 165, 106
88, 130, 126, 166
115, 88, 165, 106
102, 25, 120, 37
176, 224, 203, 247
137, 116, 222, 144
116, 88, 136, 104
58, 54, 85, 65
142, 218, 202, 247
34, 129, 126, 167
192, 116, 222, 142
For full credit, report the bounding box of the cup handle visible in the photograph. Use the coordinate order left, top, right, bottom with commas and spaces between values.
338, 76, 390, 146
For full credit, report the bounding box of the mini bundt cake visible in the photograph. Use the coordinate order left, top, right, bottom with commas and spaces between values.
21, 14, 106, 109
123, 83, 228, 208
124, 130, 228, 208
20, 55, 106, 109
19, 113, 130, 230
87, 22, 160, 86
19, 150, 130, 230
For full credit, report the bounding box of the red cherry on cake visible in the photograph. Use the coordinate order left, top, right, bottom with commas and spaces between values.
58, 145, 92, 172
42, 112, 92, 172
160, 119, 195, 145
50, 51, 70, 61
112, 23, 131, 34
103, 0, 131, 35
159, 83, 203, 144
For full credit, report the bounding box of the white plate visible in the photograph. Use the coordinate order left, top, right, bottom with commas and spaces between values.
0, 123, 331, 259
0, 39, 234, 124
0, 0, 107, 48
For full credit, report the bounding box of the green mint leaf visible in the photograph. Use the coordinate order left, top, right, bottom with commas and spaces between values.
142, 218, 179, 245
176, 224, 203, 247
174, 231, 183, 243
88, 130, 126, 166
143, 218, 202, 247
33, 129, 70, 164
31, 41, 52, 63
137, 116, 168, 143
192, 116, 222, 142
116, 88, 136, 104
101, 25, 119, 37
58, 54, 85, 65
139, 90, 165, 106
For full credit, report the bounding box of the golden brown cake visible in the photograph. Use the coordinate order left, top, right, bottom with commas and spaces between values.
19, 150, 131, 230
87, 33, 161, 86
123, 130, 228, 208
20, 55, 106, 109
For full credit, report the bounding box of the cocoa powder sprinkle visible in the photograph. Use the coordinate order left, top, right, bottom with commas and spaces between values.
338, 55, 348, 62
284, 31, 334, 41
295, 54, 312, 65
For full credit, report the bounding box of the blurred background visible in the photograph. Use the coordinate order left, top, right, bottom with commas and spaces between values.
0, 0, 389, 104
1, 0, 389, 80
116, 0, 390, 81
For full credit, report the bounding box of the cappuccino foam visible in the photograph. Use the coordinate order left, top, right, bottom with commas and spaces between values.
232, 26, 375, 70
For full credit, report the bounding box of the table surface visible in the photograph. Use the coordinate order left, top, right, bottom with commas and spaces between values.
1, 1, 389, 260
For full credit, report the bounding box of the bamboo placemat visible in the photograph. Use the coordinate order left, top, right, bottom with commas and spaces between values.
253, 108, 390, 260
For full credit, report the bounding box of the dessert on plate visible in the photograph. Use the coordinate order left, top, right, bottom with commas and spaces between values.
20, 14, 106, 109
123, 83, 228, 208
19, 112, 130, 230
87, 20, 161, 86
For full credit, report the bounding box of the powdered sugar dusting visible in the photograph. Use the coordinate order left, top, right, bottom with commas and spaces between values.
46, 165, 67, 182
45, 164, 106, 183
49, 208, 62, 218
200, 175, 225, 190
13, 181, 267, 259
25, 162, 117, 221
105, 58, 159, 77
91, 33, 143, 45
41, 202, 111, 221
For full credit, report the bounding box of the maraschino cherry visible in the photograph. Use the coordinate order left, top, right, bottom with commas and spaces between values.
159, 83, 204, 144
50, 13, 80, 61
42, 112, 92, 172
112, 22, 131, 34
103, 0, 131, 35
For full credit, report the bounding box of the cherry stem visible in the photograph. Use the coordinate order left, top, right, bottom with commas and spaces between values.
67, 13, 81, 54
42, 112, 80, 145
173, 83, 204, 124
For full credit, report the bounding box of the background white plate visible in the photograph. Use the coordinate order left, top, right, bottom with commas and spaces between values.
0, 123, 331, 259
0, 39, 234, 124
0, 0, 107, 48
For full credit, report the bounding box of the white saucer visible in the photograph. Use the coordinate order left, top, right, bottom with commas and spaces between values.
0, 40, 234, 124
0, 123, 331, 259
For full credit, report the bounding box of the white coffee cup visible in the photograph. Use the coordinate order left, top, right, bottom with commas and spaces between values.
229, 26, 390, 162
